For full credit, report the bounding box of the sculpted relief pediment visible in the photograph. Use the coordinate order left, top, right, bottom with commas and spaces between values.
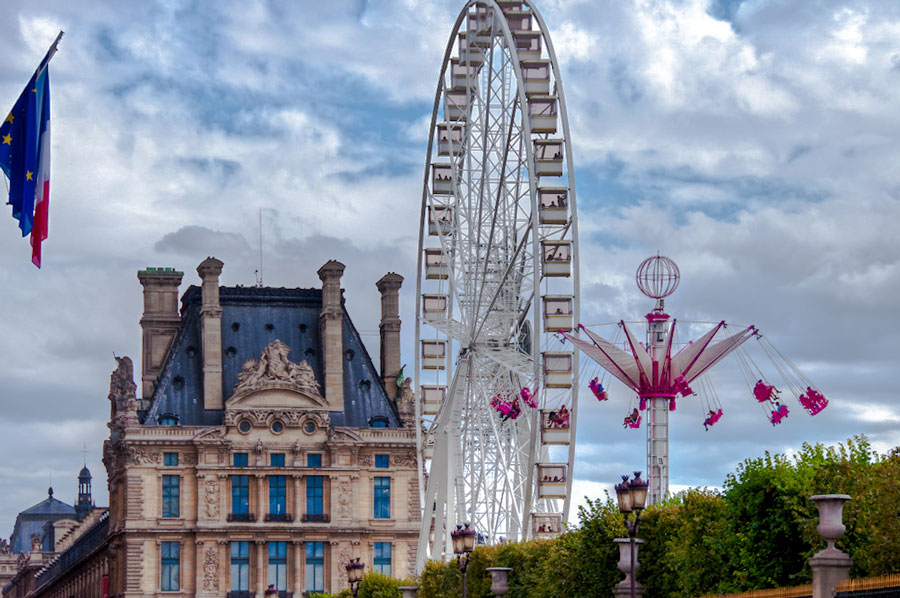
227, 340, 326, 411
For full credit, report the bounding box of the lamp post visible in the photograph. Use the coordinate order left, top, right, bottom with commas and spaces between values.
345, 557, 365, 598
615, 471, 649, 598
451, 523, 477, 598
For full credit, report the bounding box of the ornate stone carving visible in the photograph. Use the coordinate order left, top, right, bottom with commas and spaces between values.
30, 533, 41, 552
180, 452, 198, 466
223, 409, 330, 428
205, 479, 220, 518
202, 545, 219, 591
232, 340, 322, 400
335, 478, 352, 520
358, 454, 372, 467
0, 538, 9, 555
393, 454, 417, 468
396, 377, 416, 427
255, 439, 264, 466
108, 356, 139, 439
336, 545, 353, 591
125, 446, 160, 465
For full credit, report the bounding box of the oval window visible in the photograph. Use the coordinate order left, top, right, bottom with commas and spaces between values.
238, 420, 252, 434
271, 421, 284, 434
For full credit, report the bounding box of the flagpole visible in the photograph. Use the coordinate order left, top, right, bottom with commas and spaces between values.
35, 31, 65, 77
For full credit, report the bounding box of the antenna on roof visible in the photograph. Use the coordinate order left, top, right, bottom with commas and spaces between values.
81, 442, 88, 466
255, 208, 264, 287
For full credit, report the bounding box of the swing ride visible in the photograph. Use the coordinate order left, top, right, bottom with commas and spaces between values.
562, 254, 829, 505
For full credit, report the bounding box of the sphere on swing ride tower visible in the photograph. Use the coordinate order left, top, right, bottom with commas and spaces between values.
636, 254, 680, 299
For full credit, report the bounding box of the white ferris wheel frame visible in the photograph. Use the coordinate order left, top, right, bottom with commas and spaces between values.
413, 0, 582, 572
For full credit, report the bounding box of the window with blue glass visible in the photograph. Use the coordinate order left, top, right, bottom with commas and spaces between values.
373, 477, 390, 519
268, 541, 287, 591
163, 452, 178, 467
160, 541, 180, 591
270, 453, 285, 467
305, 541, 324, 594
375, 454, 389, 468
306, 476, 323, 516
269, 475, 286, 515
307, 453, 322, 468
232, 475, 249, 514
230, 541, 249, 591
158, 414, 178, 426
233, 453, 248, 467
369, 417, 388, 428
162, 475, 179, 518
373, 542, 392, 576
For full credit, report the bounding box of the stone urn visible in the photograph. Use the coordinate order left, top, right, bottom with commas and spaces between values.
398, 586, 419, 598
613, 538, 645, 597
809, 494, 852, 598
485, 567, 512, 596
811, 494, 851, 552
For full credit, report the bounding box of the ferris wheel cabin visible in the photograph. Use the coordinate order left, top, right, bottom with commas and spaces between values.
422, 294, 448, 318
421, 385, 446, 415
521, 59, 551, 96
534, 139, 564, 177
444, 89, 470, 121
424, 248, 450, 279
541, 240, 572, 277
538, 187, 568, 223
431, 163, 454, 194
533, 514, 563, 540
537, 463, 568, 498
428, 205, 452, 236
450, 58, 480, 90
528, 96, 558, 134
540, 409, 571, 444
542, 294, 574, 331
421, 339, 447, 370
436, 123, 465, 156
542, 351, 574, 388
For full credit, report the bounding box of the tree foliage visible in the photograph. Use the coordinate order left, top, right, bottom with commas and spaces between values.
414, 436, 900, 598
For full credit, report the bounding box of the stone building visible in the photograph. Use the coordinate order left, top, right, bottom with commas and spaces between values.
21, 257, 418, 598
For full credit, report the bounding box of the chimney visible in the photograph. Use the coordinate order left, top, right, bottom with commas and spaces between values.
137, 267, 184, 398
197, 257, 224, 410
376, 273, 404, 398
318, 260, 345, 410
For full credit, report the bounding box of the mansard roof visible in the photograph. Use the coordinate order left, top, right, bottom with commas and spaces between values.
143, 285, 400, 428
10, 489, 75, 554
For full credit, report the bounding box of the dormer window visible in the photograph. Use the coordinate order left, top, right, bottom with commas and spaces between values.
158, 414, 178, 426
369, 416, 389, 428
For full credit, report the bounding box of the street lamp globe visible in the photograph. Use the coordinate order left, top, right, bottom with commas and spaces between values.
615, 475, 634, 514
629, 471, 649, 511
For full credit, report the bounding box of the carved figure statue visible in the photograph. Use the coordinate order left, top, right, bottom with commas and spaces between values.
30, 533, 41, 553
108, 356, 139, 437
0, 538, 9, 554
232, 340, 322, 399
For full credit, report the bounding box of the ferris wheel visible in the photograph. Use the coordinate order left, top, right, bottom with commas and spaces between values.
413, 0, 580, 570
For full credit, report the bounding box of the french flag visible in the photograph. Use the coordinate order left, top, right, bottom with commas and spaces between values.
31, 69, 50, 268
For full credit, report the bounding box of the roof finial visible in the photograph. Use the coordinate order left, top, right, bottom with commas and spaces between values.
48, 486, 53, 497
81, 441, 88, 466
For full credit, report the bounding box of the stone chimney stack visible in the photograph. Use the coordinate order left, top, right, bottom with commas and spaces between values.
197, 257, 224, 410
376, 272, 404, 399
318, 260, 346, 411
137, 267, 184, 398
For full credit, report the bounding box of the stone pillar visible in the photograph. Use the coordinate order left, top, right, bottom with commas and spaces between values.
255, 540, 266, 597
376, 273, 404, 399
293, 540, 304, 597
613, 538, 645, 597
197, 258, 224, 410
318, 260, 346, 410
137, 267, 183, 398
810, 494, 852, 598
256, 474, 266, 521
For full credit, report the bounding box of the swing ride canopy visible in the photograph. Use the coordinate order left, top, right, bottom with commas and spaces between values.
562, 320, 757, 397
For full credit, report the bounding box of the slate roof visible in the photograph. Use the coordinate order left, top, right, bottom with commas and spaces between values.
144, 285, 400, 428
10, 489, 76, 554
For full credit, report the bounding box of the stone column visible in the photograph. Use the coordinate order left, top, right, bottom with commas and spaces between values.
810, 494, 852, 598
255, 540, 266, 596
318, 260, 346, 410
256, 474, 266, 521
293, 540, 304, 597
137, 267, 183, 398
197, 258, 224, 410
613, 538, 645, 597
376, 272, 404, 399
293, 476, 302, 521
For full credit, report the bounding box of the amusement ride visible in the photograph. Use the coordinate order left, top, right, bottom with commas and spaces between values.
414, 0, 580, 570
563, 254, 829, 504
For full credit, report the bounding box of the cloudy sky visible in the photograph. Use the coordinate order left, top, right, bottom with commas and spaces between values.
0, 0, 899, 536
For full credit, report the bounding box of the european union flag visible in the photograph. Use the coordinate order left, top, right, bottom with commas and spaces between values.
0, 32, 61, 246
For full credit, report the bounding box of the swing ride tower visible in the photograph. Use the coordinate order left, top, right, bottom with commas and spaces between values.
564, 255, 761, 505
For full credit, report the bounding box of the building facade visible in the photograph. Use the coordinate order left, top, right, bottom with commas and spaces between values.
24, 257, 419, 597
